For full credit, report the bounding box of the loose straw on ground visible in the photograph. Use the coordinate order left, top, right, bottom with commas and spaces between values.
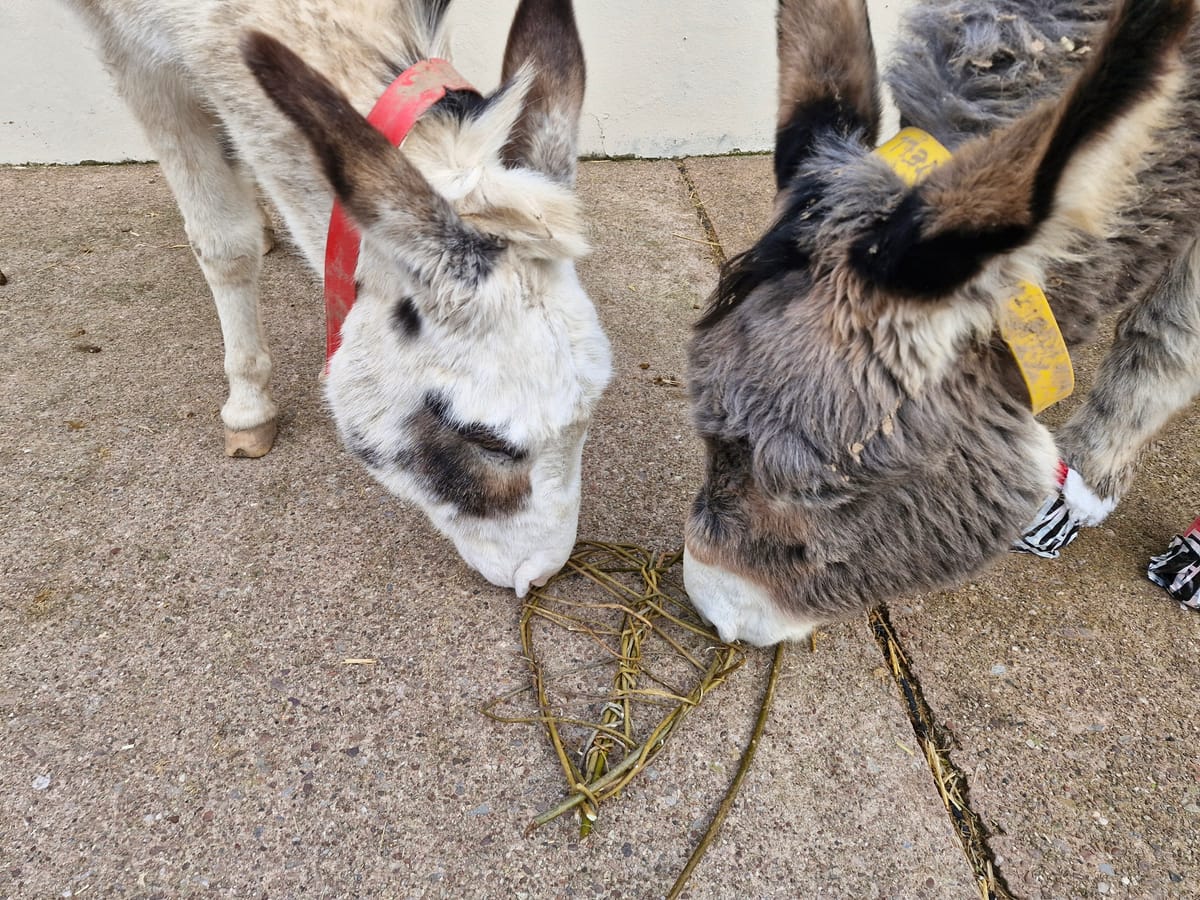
483, 541, 786, 895
666, 642, 785, 900
870, 609, 1013, 900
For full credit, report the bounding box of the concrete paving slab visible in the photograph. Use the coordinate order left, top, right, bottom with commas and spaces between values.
679, 154, 775, 258
888, 390, 1200, 900
0, 160, 975, 898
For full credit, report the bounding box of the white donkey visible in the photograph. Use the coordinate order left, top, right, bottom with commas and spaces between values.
66, 0, 613, 596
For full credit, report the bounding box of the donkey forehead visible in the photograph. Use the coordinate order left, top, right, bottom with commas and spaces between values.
347, 276, 609, 444
427, 356, 602, 448
791, 148, 913, 252
406, 132, 589, 260
691, 277, 982, 449
456, 304, 610, 439
692, 271, 849, 405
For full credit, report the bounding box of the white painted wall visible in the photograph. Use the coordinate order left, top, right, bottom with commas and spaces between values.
0, 1, 905, 164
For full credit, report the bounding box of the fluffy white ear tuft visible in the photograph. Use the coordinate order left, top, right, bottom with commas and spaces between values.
460, 167, 590, 260
413, 66, 587, 260
434, 67, 536, 176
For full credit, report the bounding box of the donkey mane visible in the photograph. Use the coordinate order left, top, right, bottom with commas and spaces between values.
699, 130, 914, 331
888, 0, 1110, 147
695, 181, 816, 330
385, 0, 452, 71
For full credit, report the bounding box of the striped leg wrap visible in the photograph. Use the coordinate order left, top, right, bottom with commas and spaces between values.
1012, 490, 1081, 559
1147, 518, 1200, 610
1012, 462, 1117, 559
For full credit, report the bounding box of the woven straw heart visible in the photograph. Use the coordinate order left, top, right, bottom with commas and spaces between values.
484, 541, 745, 835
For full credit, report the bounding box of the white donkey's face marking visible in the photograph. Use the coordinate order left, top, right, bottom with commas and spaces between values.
328, 247, 611, 596
242, 0, 608, 592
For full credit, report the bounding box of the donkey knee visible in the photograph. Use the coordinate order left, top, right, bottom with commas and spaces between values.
187, 218, 264, 273
185, 240, 278, 434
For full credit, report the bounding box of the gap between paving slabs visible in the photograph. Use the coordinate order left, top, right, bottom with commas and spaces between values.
870, 606, 1016, 900
675, 159, 1016, 899
675, 161, 728, 270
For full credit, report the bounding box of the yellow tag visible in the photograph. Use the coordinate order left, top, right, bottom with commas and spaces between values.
874, 128, 953, 186
873, 128, 1074, 413
995, 281, 1075, 414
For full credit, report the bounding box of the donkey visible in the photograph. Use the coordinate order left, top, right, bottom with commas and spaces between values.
683, 0, 1200, 645
65, 0, 612, 596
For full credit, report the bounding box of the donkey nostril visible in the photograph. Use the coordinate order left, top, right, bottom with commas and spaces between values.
513, 559, 562, 599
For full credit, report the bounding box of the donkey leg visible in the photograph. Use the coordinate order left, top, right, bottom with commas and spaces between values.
110, 57, 278, 458
1056, 235, 1200, 504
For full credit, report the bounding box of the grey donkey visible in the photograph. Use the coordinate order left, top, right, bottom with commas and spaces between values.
65, 0, 612, 597
683, 0, 1200, 645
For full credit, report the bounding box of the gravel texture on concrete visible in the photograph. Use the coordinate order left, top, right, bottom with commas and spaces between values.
4, 156, 1196, 899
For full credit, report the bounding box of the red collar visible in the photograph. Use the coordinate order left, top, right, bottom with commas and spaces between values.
323, 59, 474, 372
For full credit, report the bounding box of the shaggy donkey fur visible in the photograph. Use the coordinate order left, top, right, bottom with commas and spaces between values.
65, 0, 612, 596
684, 0, 1200, 645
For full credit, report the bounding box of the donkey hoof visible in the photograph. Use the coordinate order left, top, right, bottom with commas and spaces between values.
261, 224, 276, 256
225, 420, 277, 458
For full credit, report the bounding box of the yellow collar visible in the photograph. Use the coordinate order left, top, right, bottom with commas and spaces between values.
874, 128, 1074, 414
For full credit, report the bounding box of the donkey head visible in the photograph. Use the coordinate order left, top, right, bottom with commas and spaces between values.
684, 0, 1193, 645
244, 1, 611, 597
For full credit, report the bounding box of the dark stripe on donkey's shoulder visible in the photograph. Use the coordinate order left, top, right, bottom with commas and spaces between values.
775, 96, 876, 191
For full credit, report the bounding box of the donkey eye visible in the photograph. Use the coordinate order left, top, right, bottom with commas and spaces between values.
474, 439, 524, 462
454, 424, 527, 463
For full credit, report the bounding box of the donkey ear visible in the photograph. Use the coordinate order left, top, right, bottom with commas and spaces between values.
499, 0, 586, 185
851, 0, 1194, 300
775, 0, 881, 191
242, 31, 504, 288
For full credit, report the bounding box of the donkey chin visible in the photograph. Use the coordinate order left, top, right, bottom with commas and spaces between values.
424, 457, 586, 600
367, 464, 585, 598
682, 547, 819, 648
445, 510, 581, 600
337, 399, 596, 598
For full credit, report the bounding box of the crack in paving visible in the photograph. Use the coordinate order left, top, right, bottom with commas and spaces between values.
675, 160, 727, 270
869, 606, 1018, 900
